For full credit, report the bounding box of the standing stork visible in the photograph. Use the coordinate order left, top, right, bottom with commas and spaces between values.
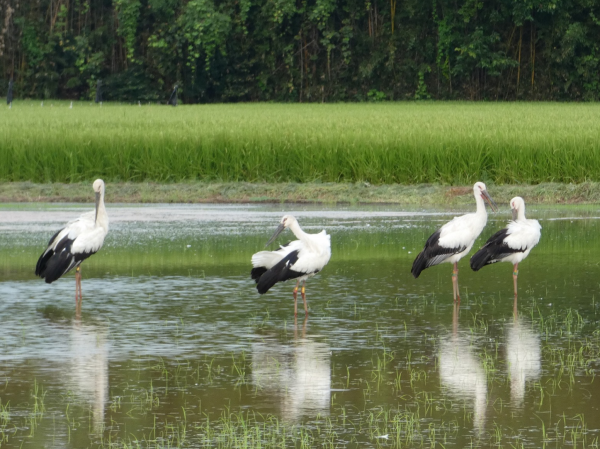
411, 182, 498, 302
251, 215, 331, 316
35, 179, 109, 304
470, 197, 541, 300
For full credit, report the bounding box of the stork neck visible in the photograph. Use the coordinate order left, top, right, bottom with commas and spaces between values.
516, 205, 526, 221
474, 192, 488, 217
288, 220, 316, 249
289, 220, 308, 241
96, 191, 109, 231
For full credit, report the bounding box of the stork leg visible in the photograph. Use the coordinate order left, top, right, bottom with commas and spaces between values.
75, 266, 83, 305
513, 263, 519, 316
301, 281, 308, 316
293, 280, 300, 317
452, 263, 460, 303
513, 263, 519, 298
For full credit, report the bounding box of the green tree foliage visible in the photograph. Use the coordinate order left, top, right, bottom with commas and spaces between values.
2, 0, 600, 102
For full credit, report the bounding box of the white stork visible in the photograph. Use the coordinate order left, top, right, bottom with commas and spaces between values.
35, 179, 109, 304
470, 196, 541, 298
411, 182, 498, 302
251, 215, 331, 316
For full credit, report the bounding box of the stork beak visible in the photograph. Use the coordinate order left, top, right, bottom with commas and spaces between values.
95, 191, 100, 223
511, 207, 518, 221
482, 190, 498, 212
265, 223, 286, 247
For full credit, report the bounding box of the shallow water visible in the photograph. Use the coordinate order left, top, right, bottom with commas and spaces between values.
0, 203, 599, 448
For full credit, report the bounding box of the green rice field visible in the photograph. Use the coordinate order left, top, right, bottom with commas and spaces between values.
1, 101, 599, 185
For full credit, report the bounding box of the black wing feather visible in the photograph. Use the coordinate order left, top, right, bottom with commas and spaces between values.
251, 267, 267, 281
253, 250, 305, 294
411, 230, 467, 278
35, 234, 97, 284
470, 228, 525, 271
250, 241, 295, 282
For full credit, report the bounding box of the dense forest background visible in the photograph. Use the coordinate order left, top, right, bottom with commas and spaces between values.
1, 0, 600, 102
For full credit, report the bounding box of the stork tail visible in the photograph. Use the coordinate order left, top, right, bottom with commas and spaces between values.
469, 248, 493, 271
411, 251, 428, 279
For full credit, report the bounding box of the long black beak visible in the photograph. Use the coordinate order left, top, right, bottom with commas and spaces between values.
482, 190, 498, 212
265, 223, 285, 247
95, 192, 100, 223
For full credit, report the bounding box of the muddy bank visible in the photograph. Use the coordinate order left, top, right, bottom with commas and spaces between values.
1, 181, 599, 205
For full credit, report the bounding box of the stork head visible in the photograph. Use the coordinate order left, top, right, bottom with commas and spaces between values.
93, 179, 105, 194
265, 215, 297, 247
92, 179, 105, 222
280, 215, 297, 228
510, 196, 525, 221
473, 182, 498, 212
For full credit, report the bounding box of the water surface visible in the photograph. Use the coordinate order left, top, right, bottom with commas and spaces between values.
0, 203, 599, 448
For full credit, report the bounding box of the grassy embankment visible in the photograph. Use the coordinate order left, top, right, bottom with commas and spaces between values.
2, 101, 600, 204
2, 180, 600, 205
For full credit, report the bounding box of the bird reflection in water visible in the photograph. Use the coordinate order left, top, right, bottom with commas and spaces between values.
505, 311, 541, 409
251, 317, 331, 422
64, 316, 109, 434
438, 303, 487, 436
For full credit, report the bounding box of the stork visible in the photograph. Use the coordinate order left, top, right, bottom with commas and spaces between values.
35, 179, 109, 304
251, 215, 331, 316
411, 182, 498, 302
470, 196, 541, 299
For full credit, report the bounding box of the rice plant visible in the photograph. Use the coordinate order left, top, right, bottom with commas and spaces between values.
2, 101, 600, 184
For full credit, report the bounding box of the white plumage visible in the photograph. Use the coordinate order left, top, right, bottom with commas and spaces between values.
251, 215, 331, 316
35, 179, 109, 303
412, 182, 498, 302
470, 196, 541, 297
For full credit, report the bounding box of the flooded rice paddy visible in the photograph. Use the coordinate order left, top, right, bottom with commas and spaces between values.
0, 203, 599, 448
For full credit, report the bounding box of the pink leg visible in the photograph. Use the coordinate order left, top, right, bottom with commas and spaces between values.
452, 263, 460, 303
293, 280, 300, 317
513, 263, 519, 298
75, 266, 82, 305
301, 281, 308, 316
513, 263, 519, 315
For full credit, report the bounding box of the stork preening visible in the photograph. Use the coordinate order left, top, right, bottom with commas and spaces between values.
35, 179, 109, 304
411, 182, 498, 302
251, 215, 331, 316
470, 197, 541, 299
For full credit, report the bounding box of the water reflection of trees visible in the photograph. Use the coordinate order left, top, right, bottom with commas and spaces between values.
251, 318, 331, 423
